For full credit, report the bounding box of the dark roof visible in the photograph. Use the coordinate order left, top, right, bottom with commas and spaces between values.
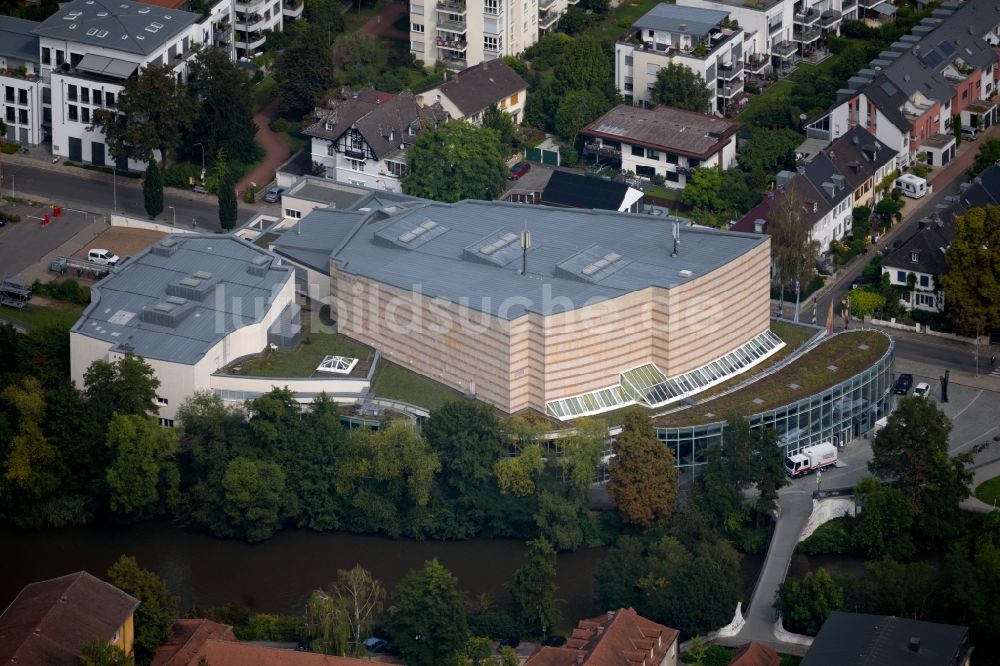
862, 75, 911, 132
152, 619, 236, 666
525, 608, 679, 666
803, 612, 970, 666
734, 175, 831, 235
428, 60, 527, 117
0, 571, 139, 666
271, 209, 370, 273
632, 3, 728, 38
802, 153, 850, 206
33, 0, 200, 56
540, 171, 631, 211
581, 105, 741, 159
822, 126, 896, 191
0, 16, 40, 63
303, 89, 447, 160
882, 222, 952, 276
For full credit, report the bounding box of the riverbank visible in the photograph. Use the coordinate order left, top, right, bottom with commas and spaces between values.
0, 521, 606, 631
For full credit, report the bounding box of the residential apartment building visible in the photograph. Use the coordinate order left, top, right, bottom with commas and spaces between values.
409, 0, 546, 70
303, 89, 447, 193
415, 59, 527, 123
615, 3, 746, 113
806, 0, 999, 168
234, 0, 286, 60
580, 104, 740, 189
0, 0, 233, 168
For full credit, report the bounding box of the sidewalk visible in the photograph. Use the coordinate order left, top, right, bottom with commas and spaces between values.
236, 100, 290, 197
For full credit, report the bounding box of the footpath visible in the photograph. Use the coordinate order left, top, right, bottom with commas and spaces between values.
236, 100, 291, 197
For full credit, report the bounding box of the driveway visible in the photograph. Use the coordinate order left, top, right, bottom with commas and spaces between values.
237, 100, 291, 197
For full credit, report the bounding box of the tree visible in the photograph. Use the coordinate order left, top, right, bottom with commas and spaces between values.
83, 354, 160, 424
851, 477, 913, 559
105, 415, 179, 521
326, 566, 387, 656
90, 64, 194, 167
970, 138, 1000, 176
941, 206, 1000, 335
737, 128, 801, 174
337, 34, 388, 88
215, 150, 238, 230
652, 547, 742, 636
507, 538, 560, 636
79, 638, 135, 666
482, 104, 516, 151
143, 160, 164, 219
651, 63, 712, 113
494, 444, 544, 497
186, 48, 258, 165
221, 457, 289, 542
403, 121, 508, 203
769, 184, 820, 298
558, 6, 597, 35
387, 559, 469, 666
552, 36, 615, 102
107, 555, 179, 665
845, 288, 886, 317
869, 397, 971, 540
775, 569, 843, 635
873, 196, 904, 229
305, 588, 350, 655
274, 25, 334, 117
554, 88, 609, 141
606, 407, 677, 528
678, 168, 751, 224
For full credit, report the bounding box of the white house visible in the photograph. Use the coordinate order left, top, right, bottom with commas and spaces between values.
881, 222, 950, 312
580, 104, 740, 189
415, 59, 527, 124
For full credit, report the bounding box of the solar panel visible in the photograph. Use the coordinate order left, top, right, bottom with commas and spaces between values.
937, 40, 955, 55
921, 50, 943, 68
880, 81, 898, 96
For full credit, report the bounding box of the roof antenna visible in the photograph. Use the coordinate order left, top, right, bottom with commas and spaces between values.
520, 223, 531, 275
671, 221, 680, 257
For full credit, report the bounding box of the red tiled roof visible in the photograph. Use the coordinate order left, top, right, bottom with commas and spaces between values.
0, 571, 139, 666
181, 639, 377, 666
151, 619, 236, 666
729, 641, 781, 666
525, 608, 679, 666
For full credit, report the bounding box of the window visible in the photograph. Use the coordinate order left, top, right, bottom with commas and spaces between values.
646, 63, 660, 75
411, 22, 424, 32
347, 157, 366, 171
631, 145, 644, 156
68, 85, 77, 102
962, 90, 968, 100
105, 92, 115, 107
155, 396, 169, 406
81, 88, 89, 104
625, 55, 633, 65
387, 160, 408, 177
70, 53, 82, 67
910, 251, 919, 262
411, 3, 424, 14
56, 50, 64, 65
81, 107, 90, 123
4, 88, 11, 103
636, 165, 655, 177
285, 208, 302, 219
43, 107, 50, 122
158, 418, 174, 428
896, 270, 906, 283
485, 35, 501, 51
42, 47, 51, 65
485, 0, 500, 14
412, 40, 424, 52
351, 133, 364, 151
646, 148, 659, 160
509, 92, 518, 105
17, 89, 26, 105
93, 89, 101, 106
666, 171, 679, 182
666, 153, 678, 165
919, 275, 929, 288
4, 107, 13, 123
688, 158, 699, 168
68, 105, 78, 122
18, 108, 27, 124
327, 142, 336, 156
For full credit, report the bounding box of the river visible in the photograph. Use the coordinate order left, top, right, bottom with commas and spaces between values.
0, 523, 607, 628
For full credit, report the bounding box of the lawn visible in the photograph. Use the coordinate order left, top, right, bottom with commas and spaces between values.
0, 302, 84, 331
656, 329, 889, 427
371, 361, 467, 411
236, 331, 375, 377
588, 0, 661, 44
974, 476, 1000, 507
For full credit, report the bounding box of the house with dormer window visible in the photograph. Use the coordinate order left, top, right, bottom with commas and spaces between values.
881, 226, 950, 312
303, 89, 447, 193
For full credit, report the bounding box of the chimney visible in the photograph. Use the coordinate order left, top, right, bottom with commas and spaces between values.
520, 229, 531, 275
908, 637, 921, 653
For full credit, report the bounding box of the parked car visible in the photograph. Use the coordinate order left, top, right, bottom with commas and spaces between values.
499, 637, 520, 649
192, 185, 209, 195
363, 637, 395, 654
961, 126, 978, 141
263, 186, 284, 203
88, 248, 120, 266
893, 373, 913, 395
542, 635, 566, 647
509, 161, 531, 180
912, 382, 930, 398
295, 638, 310, 652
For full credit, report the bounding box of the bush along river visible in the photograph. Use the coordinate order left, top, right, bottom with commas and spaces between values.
0, 522, 607, 627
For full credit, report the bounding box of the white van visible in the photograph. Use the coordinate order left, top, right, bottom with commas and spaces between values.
88, 248, 120, 266
895, 173, 930, 199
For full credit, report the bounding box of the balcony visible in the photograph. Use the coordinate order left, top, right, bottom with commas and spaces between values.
793, 26, 822, 43
745, 53, 770, 72
583, 140, 622, 159
436, 0, 466, 15
282, 0, 304, 18
717, 60, 743, 80
539, 9, 560, 29
235, 31, 266, 50
842, 0, 856, 8
440, 55, 467, 71
794, 8, 820, 25
235, 0, 267, 11
773, 40, 797, 57
539, 0, 556, 9
820, 9, 841, 27
235, 13, 266, 31
717, 80, 744, 98
438, 16, 466, 31
435, 35, 468, 51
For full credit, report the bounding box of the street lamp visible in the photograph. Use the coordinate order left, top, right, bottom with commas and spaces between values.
112, 167, 117, 215
193, 142, 206, 182
168, 205, 176, 226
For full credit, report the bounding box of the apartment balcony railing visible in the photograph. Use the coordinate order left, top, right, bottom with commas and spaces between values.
438, 17, 466, 32
745, 53, 770, 72
235, 13, 266, 30
820, 9, 842, 27
717, 79, 744, 98
583, 140, 622, 159
538, 9, 560, 28
235, 0, 267, 12
282, 0, 304, 18
436, 0, 467, 15
773, 40, 797, 57
794, 9, 819, 25
793, 26, 822, 43
235, 32, 266, 49
435, 35, 468, 51
441, 55, 467, 70
717, 60, 744, 79
539, 0, 557, 9
842, 0, 857, 8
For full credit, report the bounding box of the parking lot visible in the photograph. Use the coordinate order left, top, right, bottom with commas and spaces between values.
69, 227, 165, 264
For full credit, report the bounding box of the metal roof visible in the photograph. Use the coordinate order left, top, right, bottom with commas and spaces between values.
633, 3, 728, 37
0, 16, 40, 63
581, 104, 741, 159
271, 209, 370, 273
331, 200, 767, 320
802, 612, 969, 666
72, 235, 293, 365
33, 0, 199, 57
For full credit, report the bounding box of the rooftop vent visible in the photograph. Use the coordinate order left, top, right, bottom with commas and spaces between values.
138, 6, 150, 12
678, 269, 693, 278
151, 238, 181, 257
151, 21, 164, 28
167, 272, 220, 301
87, 27, 98, 35
480, 232, 518, 256
908, 638, 921, 653
97, 29, 108, 37
97, 11, 107, 16
398, 219, 439, 244
246, 255, 271, 277
140, 299, 195, 328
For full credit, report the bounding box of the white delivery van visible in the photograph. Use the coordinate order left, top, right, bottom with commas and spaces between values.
784, 442, 838, 477
88, 248, 120, 266
895, 173, 930, 199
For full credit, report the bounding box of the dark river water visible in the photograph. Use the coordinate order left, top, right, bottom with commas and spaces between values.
0, 523, 607, 628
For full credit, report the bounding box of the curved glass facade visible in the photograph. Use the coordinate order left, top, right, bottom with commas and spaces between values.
653, 331, 895, 484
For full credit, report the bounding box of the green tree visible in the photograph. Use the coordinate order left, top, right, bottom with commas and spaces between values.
327, 566, 386, 656
552, 36, 615, 102
849, 557, 939, 619
851, 477, 913, 559
274, 25, 334, 117
291, 393, 346, 531
775, 569, 843, 635
507, 537, 560, 636
107, 555, 179, 665
494, 444, 544, 497
554, 88, 609, 141
482, 104, 516, 151
737, 128, 800, 174
337, 34, 388, 88
941, 206, 1000, 335
142, 160, 164, 218
186, 48, 258, 165
845, 288, 886, 317
387, 559, 469, 666
558, 6, 597, 35
869, 396, 971, 539
650, 63, 712, 113
403, 121, 508, 202
215, 150, 238, 230
769, 184, 820, 297
873, 196, 904, 229
79, 638, 135, 666
83, 354, 160, 424
0, 378, 61, 525
222, 457, 288, 542
305, 588, 350, 655
970, 138, 1000, 176
607, 407, 677, 528
651, 546, 742, 636
678, 168, 751, 222
105, 414, 180, 521
90, 64, 194, 167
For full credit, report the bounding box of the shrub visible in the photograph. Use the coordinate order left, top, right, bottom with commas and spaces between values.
235, 613, 304, 641
1, 143, 20, 154
243, 185, 256, 204
269, 117, 289, 133
0, 211, 21, 224
162, 163, 201, 189
796, 517, 856, 555
847, 288, 886, 317
468, 610, 520, 639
